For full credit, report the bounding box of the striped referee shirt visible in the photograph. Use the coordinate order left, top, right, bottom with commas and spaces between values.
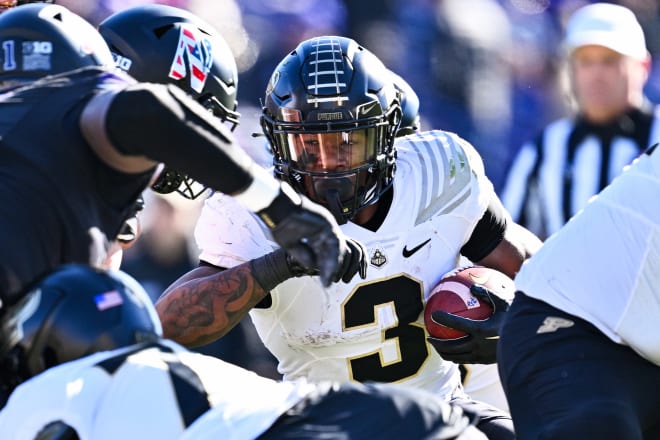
501, 105, 660, 239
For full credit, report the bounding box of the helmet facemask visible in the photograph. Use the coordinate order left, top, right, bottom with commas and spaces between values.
264, 105, 400, 223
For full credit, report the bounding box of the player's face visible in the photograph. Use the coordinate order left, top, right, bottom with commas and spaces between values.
286, 128, 375, 173
570, 45, 649, 123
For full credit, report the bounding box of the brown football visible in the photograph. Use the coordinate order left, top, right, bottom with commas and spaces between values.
424, 266, 514, 339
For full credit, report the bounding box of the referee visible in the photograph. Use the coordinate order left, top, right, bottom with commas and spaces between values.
501, 3, 660, 240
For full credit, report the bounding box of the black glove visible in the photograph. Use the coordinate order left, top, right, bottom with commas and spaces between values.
334, 238, 368, 283
427, 284, 510, 364
251, 239, 367, 292
287, 237, 367, 283
257, 184, 368, 287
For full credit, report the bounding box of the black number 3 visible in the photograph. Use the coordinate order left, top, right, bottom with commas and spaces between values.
343, 274, 430, 383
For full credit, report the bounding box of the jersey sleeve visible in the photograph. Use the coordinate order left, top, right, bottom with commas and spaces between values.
194, 192, 277, 268
424, 131, 495, 244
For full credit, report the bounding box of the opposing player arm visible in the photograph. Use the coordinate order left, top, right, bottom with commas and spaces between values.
81, 82, 368, 286
80, 82, 268, 197
461, 193, 542, 279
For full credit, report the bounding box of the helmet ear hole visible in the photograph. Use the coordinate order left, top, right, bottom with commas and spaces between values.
150, 168, 184, 195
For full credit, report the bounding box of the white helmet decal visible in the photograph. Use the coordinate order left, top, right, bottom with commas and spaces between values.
168, 23, 212, 94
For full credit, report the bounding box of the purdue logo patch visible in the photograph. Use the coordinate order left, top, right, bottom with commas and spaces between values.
370, 249, 387, 268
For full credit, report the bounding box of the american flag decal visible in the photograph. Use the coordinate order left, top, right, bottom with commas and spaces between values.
168, 24, 213, 93
94, 290, 123, 311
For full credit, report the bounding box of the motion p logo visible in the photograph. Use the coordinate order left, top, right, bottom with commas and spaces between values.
536, 316, 574, 334
168, 23, 212, 94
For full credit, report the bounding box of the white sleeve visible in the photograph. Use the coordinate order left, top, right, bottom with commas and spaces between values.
194, 193, 277, 269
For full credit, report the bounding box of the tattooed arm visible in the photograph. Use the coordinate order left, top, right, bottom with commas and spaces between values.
155, 262, 269, 347
155, 247, 323, 347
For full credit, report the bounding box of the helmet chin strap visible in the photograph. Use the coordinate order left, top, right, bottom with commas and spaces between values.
325, 188, 347, 225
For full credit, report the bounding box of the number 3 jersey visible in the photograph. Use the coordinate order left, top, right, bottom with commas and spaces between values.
195, 130, 495, 399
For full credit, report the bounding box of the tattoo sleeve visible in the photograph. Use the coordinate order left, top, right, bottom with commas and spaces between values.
155, 262, 269, 347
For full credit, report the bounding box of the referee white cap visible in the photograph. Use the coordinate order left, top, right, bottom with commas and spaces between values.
564, 2, 647, 60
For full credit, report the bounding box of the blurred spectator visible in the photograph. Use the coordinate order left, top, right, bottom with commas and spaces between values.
501, 2, 660, 240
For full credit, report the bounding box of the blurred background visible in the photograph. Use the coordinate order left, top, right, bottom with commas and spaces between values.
58, 0, 660, 379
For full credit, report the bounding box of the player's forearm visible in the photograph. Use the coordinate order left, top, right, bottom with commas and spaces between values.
98, 82, 257, 195
155, 263, 269, 347
476, 223, 542, 279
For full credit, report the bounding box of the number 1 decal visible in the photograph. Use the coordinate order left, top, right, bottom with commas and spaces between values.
2, 40, 16, 71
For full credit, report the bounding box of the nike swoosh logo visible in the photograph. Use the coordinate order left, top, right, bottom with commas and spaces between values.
402, 238, 431, 258
360, 101, 379, 115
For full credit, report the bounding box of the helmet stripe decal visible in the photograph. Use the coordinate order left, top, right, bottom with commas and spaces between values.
307, 36, 346, 104
168, 24, 212, 93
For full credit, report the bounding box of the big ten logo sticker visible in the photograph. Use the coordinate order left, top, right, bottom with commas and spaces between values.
112, 53, 132, 72
23, 41, 52, 55
3, 40, 54, 71
21, 40, 53, 71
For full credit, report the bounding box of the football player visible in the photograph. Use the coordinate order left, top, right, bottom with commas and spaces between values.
495, 144, 660, 438
0, 5, 365, 312
0, 264, 487, 439
156, 36, 542, 439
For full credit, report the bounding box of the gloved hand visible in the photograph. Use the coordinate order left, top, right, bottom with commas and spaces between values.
257, 184, 367, 287
251, 238, 368, 292
427, 284, 511, 364
286, 237, 368, 283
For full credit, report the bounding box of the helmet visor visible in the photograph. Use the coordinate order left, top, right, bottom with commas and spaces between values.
283, 128, 378, 173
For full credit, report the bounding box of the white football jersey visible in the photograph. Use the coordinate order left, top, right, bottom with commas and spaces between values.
196, 130, 496, 401
515, 147, 660, 365
0, 340, 313, 440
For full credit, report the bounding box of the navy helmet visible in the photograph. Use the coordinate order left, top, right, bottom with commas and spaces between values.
0, 3, 113, 82
99, 5, 240, 200
0, 265, 161, 397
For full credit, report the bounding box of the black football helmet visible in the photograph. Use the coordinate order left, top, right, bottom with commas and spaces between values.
261, 36, 402, 224
390, 70, 420, 137
0, 265, 161, 396
0, 3, 113, 82
98, 5, 240, 200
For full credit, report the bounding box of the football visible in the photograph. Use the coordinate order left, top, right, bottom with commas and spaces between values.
424, 266, 515, 340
